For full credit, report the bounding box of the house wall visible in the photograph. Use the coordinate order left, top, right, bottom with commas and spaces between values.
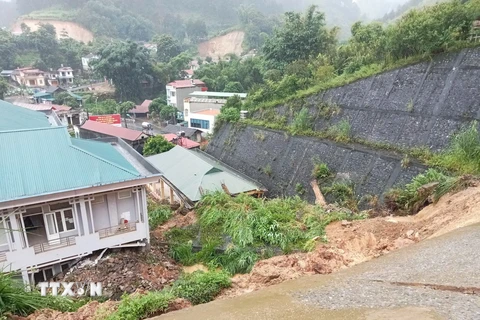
186, 113, 216, 134
167, 86, 204, 112
184, 100, 224, 114
0, 186, 149, 284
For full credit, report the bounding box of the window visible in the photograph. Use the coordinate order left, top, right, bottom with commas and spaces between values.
92, 196, 105, 204
54, 209, 75, 233
190, 119, 210, 130
118, 190, 132, 199
171, 91, 176, 97
184, 109, 189, 117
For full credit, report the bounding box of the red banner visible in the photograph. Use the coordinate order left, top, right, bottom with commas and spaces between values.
89, 114, 121, 125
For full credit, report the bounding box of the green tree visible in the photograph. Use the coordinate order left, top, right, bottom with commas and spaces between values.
94, 41, 151, 101
153, 34, 181, 63
223, 95, 243, 110
224, 81, 245, 93
0, 78, 9, 100
143, 135, 175, 156
118, 101, 135, 128
262, 5, 337, 69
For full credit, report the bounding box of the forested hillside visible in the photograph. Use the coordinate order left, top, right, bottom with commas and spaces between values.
14, 0, 362, 42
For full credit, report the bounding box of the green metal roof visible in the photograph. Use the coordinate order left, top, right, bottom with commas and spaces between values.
146, 146, 262, 202
71, 138, 137, 173
0, 126, 143, 202
0, 100, 52, 130
33, 92, 52, 98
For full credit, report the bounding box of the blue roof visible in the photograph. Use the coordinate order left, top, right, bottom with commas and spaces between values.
0, 100, 150, 202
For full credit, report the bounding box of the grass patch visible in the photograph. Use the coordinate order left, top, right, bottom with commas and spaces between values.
430, 122, 480, 175
385, 169, 468, 214
105, 291, 175, 320
312, 162, 331, 180
0, 272, 97, 318
323, 181, 358, 211
147, 200, 173, 230
106, 269, 231, 319
172, 270, 231, 305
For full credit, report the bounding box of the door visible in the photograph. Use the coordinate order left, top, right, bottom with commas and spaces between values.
44, 213, 60, 242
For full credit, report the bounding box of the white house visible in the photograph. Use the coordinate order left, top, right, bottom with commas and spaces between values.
166, 79, 206, 112
184, 108, 220, 134
58, 66, 74, 86
0, 100, 166, 285
81, 54, 99, 71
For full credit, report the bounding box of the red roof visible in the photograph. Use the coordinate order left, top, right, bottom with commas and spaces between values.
129, 100, 152, 114
81, 120, 147, 141
162, 134, 200, 149
184, 69, 194, 76
167, 79, 205, 89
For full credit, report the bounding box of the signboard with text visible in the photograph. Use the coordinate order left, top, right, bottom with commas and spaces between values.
89, 114, 121, 126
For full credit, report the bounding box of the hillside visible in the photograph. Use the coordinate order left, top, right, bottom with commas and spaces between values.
12, 0, 363, 43
382, 0, 449, 21
197, 31, 245, 60
207, 46, 480, 202
11, 18, 94, 43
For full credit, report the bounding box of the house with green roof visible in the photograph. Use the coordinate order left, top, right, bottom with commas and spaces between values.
0, 99, 167, 285
146, 146, 266, 207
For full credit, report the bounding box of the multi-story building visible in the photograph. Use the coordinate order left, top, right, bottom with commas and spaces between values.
166, 79, 206, 112
57, 67, 74, 86
12, 68, 46, 88
0, 100, 162, 285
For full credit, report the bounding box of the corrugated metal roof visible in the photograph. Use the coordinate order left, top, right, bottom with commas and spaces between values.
146, 146, 262, 202
161, 124, 202, 139
0, 126, 142, 202
81, 120, 147, 141
0, 100, 52, 130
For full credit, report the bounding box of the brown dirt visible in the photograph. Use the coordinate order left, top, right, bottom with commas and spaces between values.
57, 242, 180, 300
219, 186, 480, 299
197, 31, 245, 60
12, 19, 94, 43
152, 211, 197, 240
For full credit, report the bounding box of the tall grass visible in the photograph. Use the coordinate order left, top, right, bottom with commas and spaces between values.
168, 192, 363, 274
431, 122, 480, 175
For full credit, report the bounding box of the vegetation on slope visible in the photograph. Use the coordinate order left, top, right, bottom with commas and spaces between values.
167, 192, 364, 274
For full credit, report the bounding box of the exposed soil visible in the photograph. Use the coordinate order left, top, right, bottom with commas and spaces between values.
197, 31, 245, 60
56, 241, 180, 300
218, 186, 480, 299
23, 186, 480, 319
12, 19, 94, 43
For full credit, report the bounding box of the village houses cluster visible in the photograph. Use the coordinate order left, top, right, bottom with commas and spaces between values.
0, 52, 261, 286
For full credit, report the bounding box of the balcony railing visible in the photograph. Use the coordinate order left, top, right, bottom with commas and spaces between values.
0, 252, 7, 262
33, 236, 76, 254
98, 222, 137, 239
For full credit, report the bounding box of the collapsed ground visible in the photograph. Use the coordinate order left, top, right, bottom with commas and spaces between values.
20, 180, 480, 320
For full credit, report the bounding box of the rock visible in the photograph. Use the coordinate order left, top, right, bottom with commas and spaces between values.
393, 238, 415, 249
341, 220, 352, 227
406, 230, 415, 238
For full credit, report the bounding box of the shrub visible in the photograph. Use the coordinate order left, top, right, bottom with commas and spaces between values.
431, 122, 480, 175
323, 181, 358, 211
148, 205, 172, 230
327, 119, 351, 142
106, 291, 175, 320
212, 246, 258, 274
172, 271, 231, 305
143, 136, 175, 156
385, 169, 465, 214
291, 107, 312, 134
312, 162, 331, 180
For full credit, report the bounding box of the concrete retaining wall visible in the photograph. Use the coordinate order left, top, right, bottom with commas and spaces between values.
207, 124, 425, 202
